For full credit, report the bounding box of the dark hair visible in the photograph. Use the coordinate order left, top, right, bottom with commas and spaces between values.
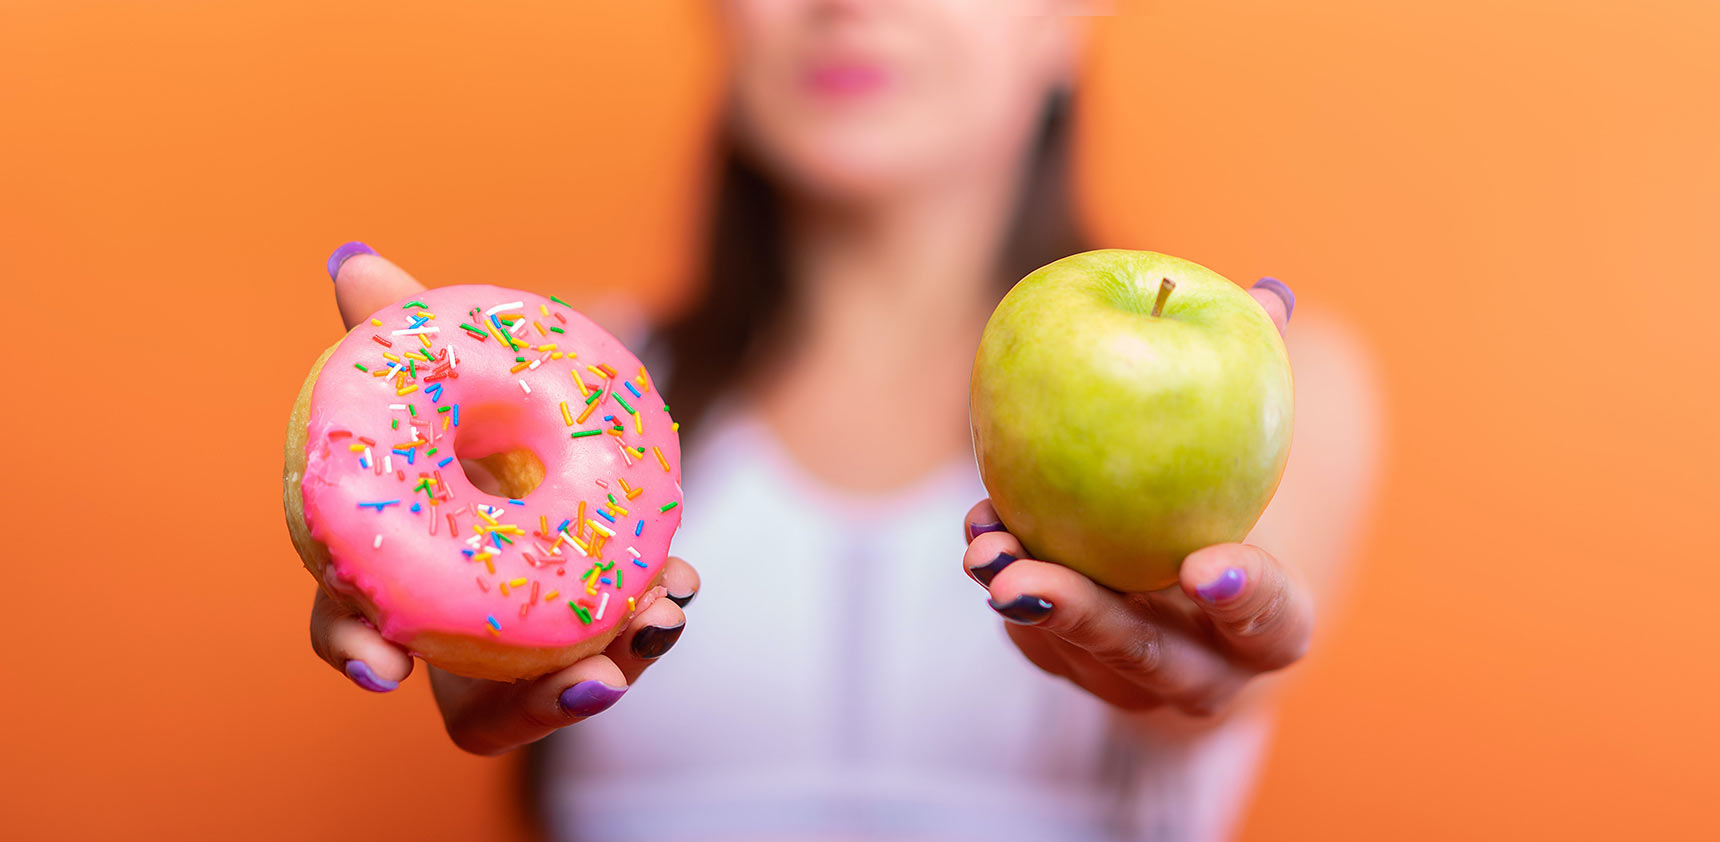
652, 88, 1088, 436
519, 89, 1088, 839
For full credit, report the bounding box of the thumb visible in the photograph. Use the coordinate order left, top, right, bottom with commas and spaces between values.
326, 242, 428, 331
1179, 543, 1314, 672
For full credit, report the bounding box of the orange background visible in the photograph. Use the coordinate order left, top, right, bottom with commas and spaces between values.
3, 1, 1717, 839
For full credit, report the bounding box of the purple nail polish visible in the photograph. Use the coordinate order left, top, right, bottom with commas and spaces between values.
667, 589, 697, 608
989, 594, 1053, 625
326, 241, 376, 282
968, 521, 1006, 542
968, 551, 1017, 587
1252, 277, 1295, 322
559, 680, 627, 717
344, 659, 398, 693
1196, 567, 1247, 603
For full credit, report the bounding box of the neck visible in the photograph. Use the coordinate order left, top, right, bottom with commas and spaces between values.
749, 162, 1030, 493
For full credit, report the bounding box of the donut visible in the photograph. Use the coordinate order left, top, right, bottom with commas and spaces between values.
283, 285, 683, 681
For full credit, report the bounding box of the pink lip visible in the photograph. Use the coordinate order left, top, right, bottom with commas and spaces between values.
804, 62, 891, 98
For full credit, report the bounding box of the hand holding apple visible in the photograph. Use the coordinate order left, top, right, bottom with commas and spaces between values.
962, 258, 1308, 715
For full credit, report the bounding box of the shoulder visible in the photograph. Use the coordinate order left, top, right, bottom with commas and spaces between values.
1254, 309, 1384, 590
1284, 309, 1383, 457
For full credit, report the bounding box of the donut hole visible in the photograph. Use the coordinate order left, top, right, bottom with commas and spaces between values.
454, 403, 548, 499
461, 449, 545, 499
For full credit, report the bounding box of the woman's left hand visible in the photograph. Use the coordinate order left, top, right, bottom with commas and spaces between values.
959, 506, 1312, 717
958, 278, 1311, 717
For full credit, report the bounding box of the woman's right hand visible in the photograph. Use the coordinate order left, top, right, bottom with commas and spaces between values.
306, 243, 700, 756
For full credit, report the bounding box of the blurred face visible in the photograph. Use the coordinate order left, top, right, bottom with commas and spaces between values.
721, 0, 1082, 203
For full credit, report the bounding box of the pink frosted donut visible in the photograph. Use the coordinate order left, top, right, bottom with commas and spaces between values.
282, 285, 683, 681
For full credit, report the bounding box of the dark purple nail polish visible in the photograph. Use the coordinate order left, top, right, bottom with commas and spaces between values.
1252, 277, 1295, 322
344, 659, 398, 693
968, 521, 1006, 542
667, 589, 696, 608
559, 680, 626, 717
326, 241, 377, 282
1196, 567, 1247, 603
968, 552, 1017, 587
989, 594, 1053, 625
630, 624, 685, 660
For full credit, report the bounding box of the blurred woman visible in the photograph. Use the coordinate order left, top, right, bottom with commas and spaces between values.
311, 2, 1378, 840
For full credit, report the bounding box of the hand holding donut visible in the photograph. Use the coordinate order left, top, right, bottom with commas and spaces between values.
302, 245, 699, 754
959, 282, 1314, 717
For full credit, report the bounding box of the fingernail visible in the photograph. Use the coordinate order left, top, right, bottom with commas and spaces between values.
326, 241, 377, 282
968, 521, 1006, 542
344, 659, 398, 693
559, 680, 627, 717
967, 551, 1017, 587
630, 623, 685, 660
1195, 567, 1247, 603
988, 594, 1053, 625
1252, 277, 1295, 322
667, 589, 697, 608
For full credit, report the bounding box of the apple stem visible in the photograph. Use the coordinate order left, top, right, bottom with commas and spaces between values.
1150, 278, 1176, 318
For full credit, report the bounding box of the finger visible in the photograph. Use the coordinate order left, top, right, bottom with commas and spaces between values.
430, 655, 629, 756
1180, 543, 1314, 671
963, 498, 1008, 543
327, 241, 428, 331
605, 591, 688, 684
976, 544, 1177, 711
309, 588, 414, 692
961, 528, 1026, 588
661, 555, 700, 607
1011, 626, 1182, 711
1249, 277, 1294, 336
986, 558, 1237, 707
1000, 622, 1077, 682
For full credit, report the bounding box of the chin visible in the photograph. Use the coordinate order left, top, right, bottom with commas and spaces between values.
767, 134, 945, 206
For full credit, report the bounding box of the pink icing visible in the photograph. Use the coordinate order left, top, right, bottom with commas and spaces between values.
299, 285, 682, 649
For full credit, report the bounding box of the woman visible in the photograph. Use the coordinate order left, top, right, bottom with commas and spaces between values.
309, 2, 1378, 839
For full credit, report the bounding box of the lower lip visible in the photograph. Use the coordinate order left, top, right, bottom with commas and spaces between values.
805, 64, 891, 98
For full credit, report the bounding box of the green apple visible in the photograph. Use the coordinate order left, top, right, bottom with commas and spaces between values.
969, 249, 1293, 592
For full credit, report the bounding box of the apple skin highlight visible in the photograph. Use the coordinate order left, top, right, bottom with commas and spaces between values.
969, 250, 1294, 593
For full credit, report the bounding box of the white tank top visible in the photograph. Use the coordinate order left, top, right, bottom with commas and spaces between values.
541, 410, 1272, 842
